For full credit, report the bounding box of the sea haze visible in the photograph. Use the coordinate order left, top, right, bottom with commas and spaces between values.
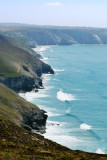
20, 45, 107, 154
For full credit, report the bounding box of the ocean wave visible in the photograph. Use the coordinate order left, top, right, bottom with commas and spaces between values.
33, 46, 51, 53
44, 123, 85, 149
66, 107, 71, 114
96, 149, 105, 154
43, 57, 49, 61
80, 123, 92, 131
57, 89, 76, 102
42, 74, 52, 83
38, 105, 61, 117
54, 68, 65, 72
19, 91, 49, 102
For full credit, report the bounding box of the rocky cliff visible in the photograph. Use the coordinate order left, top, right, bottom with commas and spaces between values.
2, 26, 107, 46
0, 34, 54, 92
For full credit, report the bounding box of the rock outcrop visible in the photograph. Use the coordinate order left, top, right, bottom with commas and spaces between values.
1, 75, 42, 92
22, 110, 48, 133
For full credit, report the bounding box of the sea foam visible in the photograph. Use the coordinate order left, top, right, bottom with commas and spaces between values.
66, 107, 71, 114
57, 89, 76, 102
96, 149, 105, 154
19, 91, 49, 102
80, 123, 92, 131
54, 69, 65, 72
43, 121, 85, 150
33, 46, 51, 53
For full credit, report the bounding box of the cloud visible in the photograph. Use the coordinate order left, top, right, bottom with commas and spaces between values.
47, 2, 62, 6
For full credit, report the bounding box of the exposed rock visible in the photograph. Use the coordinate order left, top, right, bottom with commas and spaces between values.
21, 123, 32, 131
23, 65, 29, 72
0, 75, 43, 92
35, 89, 39, 92
21, 109, 48, 133
41, 61, 54, 74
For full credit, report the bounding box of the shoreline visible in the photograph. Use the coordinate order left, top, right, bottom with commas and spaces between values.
20, 45, 107, 155
33, 45, 106, 154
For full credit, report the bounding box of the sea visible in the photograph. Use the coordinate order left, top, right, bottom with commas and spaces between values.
19, 45, 107, 154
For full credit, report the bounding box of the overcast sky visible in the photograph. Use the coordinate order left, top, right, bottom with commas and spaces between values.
0, 0, 107, 27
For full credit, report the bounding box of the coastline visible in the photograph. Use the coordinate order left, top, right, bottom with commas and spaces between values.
19, 45, 107, 155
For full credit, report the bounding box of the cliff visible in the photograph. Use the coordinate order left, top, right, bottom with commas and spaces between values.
1, 26, 107, 46
0, 34, 54, 92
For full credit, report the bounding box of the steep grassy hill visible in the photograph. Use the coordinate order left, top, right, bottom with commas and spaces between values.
0, 83, 47, 133
0, 32, 41, 58
0, 34, 54, 92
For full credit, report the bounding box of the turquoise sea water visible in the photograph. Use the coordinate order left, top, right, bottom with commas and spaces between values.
20, 45, 107, 154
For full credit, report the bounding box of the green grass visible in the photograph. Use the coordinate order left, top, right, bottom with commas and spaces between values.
0, 37, 41, 78
0, 83, 40, 125
0, 56, 21, 77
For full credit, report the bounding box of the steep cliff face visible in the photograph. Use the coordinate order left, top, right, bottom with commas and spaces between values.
0, 34, 54, 92
41, 61, 54, 74
22, 110, 47, 133
2, 76, 42, 92
2, 27, 107, 46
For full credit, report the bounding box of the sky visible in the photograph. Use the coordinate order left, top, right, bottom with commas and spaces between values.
0, 0, 107, 27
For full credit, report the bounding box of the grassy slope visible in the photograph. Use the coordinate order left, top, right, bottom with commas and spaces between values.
0, 83, 40, 125
0, 116, 107, 160
0, 29, 40, 57
0, 39, 41, 78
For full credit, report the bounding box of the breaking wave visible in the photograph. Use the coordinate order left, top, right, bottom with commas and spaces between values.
57, 89, 76, 102
66, 107, 71, 114
80, 123, 92, 131
54, 69, 65, 72
96, 149, 105, 154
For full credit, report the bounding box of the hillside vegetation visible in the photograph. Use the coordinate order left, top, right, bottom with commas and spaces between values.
0, 83, 47, 132
0, 114, 107, 160
0, 34, 54, 92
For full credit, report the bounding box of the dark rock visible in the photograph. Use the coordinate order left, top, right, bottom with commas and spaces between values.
23, 65, 29, 72
35, 89, 38, 92
0, 75, 42, 92
21, 123, 32, 131
41, 61, 54, 74
21, 109, 48, 134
